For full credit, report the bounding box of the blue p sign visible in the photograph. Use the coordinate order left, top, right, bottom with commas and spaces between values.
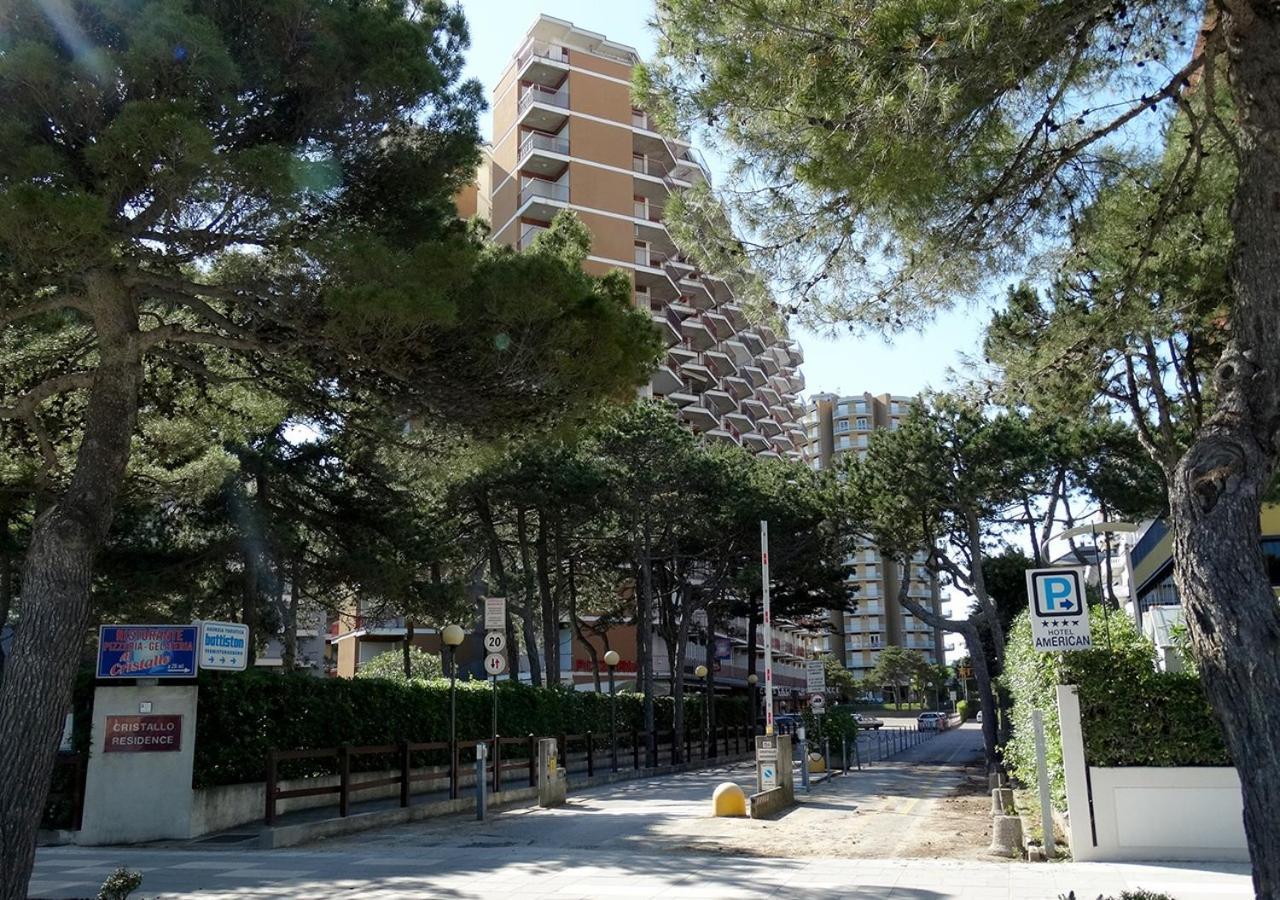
1032, 571, 1081, 617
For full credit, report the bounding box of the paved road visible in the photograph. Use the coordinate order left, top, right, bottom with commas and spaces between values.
28, 724, 1252, 898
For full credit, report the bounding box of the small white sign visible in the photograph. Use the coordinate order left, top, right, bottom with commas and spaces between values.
757, 746, 778, 763
1026, 567, 1092, 653
761, 764, 777, 790
805, 659, 826, 694
484, 652, 508, 676
810, 693, 826, 712
484, 597, 506, 632
199, 621, 249, 671
483, 631, 506, 653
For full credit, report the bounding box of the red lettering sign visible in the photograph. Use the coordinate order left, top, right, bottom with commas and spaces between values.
103, 715, 183, 753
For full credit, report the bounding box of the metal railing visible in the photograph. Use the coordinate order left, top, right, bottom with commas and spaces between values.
516, 41, 568, 71
519, 180, 569, 205
519, 84, 569, 113
519, 131, 569, 158
519, 222, 548, 249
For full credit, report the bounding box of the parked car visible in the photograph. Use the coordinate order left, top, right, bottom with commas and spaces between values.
975, 710, 983, 723
917, 711, 947, 731
852, 713, 884, 730
774, 714, 803, 734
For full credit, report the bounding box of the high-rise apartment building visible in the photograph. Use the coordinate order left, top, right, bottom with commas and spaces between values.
800, 392, 947, 682
458, 16, 807, 459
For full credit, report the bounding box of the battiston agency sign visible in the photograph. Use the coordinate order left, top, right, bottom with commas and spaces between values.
1025, 567, 1092, 652
97, 625, 198, 678
103, 715, 183, 753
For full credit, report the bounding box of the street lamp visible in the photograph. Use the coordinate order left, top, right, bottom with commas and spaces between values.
442, 624, 464, 798
695, 664, 709, 757
748, 674, 759, 734
604, 650, 620, 772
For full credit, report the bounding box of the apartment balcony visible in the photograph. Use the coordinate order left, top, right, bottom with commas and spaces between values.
515, 41, 569, 87
772, 433, 795, 452
740, 396, 769, 420
721, 303, 750, 330
680, 356, 714, 385
759, 354, 781, 376
668, 344, 698, 365
667, 388, 699, 407
757, 386, 782, 407
757, 449, 782, 459
517, 222, 548, 250
518, 178, 569, 219
785, 423, 806, 444
723, 374, 752, 399
651, 357, 683, 395
633, 199, 664, 225
722, 337, 752, 366
663, 264, 714, 310
518, 130, 570, 177
679, 314, 716, 350
702, 348, 736, 377
740, 363, 767, 387
787, 371, 806, 393
786, 341, 805, 365
678, 403, 719, 432
742, 431, 770, 452
756, 323, 778, 346
740, 330, 766, 354
703, 387, 737, 415
704, 310, 734, 340
758, 418, 783, 437
770, 404, 794, 424
518, 83, 570, 131
724, 410, 754, 434
651, 309, 681, 347
705, 428, 739, 447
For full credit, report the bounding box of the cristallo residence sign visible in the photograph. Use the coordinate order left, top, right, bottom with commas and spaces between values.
102, 714, 183, 753
97, 625, 198, 679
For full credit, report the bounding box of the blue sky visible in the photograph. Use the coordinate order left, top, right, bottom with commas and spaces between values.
456, 0, 992, 402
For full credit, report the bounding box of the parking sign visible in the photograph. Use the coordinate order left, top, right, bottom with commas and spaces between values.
1025, 568, 1092, 652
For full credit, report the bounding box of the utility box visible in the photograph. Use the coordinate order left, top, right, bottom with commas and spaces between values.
537, 737, 566, 807
754, 733, 794, 797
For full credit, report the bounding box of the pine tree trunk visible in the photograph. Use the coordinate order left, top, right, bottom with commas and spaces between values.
514, 507, 542, 687
535, 512, 558, 686
0, 282, 140, 900
0, 511, 13, 680
638, 514, 656, 766
1172, 6, 1280, 893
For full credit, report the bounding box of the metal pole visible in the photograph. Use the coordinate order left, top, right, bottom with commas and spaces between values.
798, 726, 809, 793
491, 674, 499, 793
449, 647, 458, 799
1033, 709, 1055, 858
761, 521, 775, 735
475, 742, 487, 820
609, 665, 618, 773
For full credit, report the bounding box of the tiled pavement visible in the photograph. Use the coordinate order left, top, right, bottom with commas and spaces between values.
29, 845, 1253, 899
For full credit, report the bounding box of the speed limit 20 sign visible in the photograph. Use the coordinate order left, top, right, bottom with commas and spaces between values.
484, 631, 506, 653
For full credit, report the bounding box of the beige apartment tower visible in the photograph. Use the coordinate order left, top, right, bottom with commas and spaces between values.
470, 16, 806, 457
801, 393, 948, 682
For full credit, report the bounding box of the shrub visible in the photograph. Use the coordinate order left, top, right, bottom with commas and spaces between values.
956, 699, 972, 722
194, 669, 747, 787
1003, 605, 1228, 811
98, 868, 142, 900
354, 646, 442, 682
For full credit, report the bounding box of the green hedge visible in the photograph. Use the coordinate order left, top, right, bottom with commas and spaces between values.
1003, 607, 1229, 811
956, 699, 972, 722
194, 670, 746, 788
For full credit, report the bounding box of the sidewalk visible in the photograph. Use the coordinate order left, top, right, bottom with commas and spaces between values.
30, 844, 1253, 899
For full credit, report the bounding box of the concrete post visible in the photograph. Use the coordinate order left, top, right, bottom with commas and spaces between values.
1056, 684, 1094, 860
537, 737, 566, 807
475, 742, 487, 821
1033, 709, 1056, 858
79, 684, 198, 845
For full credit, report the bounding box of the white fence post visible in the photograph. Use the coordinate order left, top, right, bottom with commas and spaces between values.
1055, 684, 1095, 860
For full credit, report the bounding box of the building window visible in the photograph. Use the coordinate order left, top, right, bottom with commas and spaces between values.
869, 634, 881, 646
855, 417, 868, 430
1264, 538, 1280, 586
836, 420, 850, 432
855, 401, 868, 413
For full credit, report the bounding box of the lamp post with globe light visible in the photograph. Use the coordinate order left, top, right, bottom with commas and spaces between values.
695, 664, 709, 757
604, 650, 620, 771
442, 624, 464, 798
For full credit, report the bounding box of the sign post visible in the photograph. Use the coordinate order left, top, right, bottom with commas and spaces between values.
1026, 567, 1092, 653
761, 520, 774, 734
1032, 709, 1056, 858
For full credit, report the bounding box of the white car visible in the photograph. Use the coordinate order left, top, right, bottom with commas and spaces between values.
916, 711, 946, 731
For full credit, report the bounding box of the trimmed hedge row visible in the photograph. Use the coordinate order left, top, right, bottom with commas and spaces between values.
955, 699, 972, 722
1002, 606, 1229, 811
194, 669, 746, 788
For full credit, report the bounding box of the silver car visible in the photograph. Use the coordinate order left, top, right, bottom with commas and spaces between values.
916, 711, 946, 731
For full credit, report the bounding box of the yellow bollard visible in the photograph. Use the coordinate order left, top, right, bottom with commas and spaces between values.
712, 782, 747, 817
807, 752, 826, 774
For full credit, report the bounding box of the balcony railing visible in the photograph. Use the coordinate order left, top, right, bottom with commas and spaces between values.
519, 84, 569, 113
519, 131, 569, 159
518, 222, 548, 249
519, 180, 569, 205
516, 41, 568, 71
633, 201, 662, 222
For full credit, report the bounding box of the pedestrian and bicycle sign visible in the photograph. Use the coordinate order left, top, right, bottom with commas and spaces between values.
1025, 567, 1092, 652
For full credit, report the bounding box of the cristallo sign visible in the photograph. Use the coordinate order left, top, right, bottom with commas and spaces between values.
103, 715, 183, 753
97, 625, 198, 679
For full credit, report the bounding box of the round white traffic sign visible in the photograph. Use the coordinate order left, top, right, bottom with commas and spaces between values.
483, 631, 506, 653
485, 652, 508, 676
810, 694, 826, 709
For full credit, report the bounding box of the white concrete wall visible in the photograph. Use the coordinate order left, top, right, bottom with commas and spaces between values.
1089, 765, 1247, 862
79, 684, 198, 845
1056, 684, 1248, 862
